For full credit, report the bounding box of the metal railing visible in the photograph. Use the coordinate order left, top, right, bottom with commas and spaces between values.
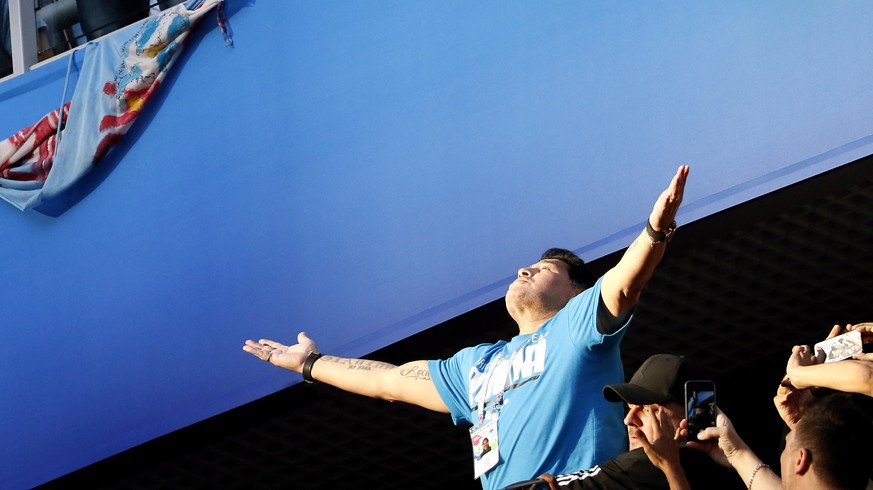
2, 0, 184, 81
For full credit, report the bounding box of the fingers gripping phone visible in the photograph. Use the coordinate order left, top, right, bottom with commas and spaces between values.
814, 330, 863, 363
684, 380, 716, 442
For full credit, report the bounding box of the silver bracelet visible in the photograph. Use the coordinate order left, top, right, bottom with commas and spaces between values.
747, 462, 769, 490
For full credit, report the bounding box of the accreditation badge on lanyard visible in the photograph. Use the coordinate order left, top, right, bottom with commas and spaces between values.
470, 409, 499, 478
469, 339, 528, 479
470, 366, 508, 479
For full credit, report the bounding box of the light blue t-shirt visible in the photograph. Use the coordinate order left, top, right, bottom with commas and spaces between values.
428, 277, 630, 490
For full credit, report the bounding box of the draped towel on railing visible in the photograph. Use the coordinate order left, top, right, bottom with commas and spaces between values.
0, 0, 229, 211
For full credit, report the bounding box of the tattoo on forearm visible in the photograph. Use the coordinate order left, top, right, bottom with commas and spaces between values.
321, 356, 396, 371
400, 365, 432, 381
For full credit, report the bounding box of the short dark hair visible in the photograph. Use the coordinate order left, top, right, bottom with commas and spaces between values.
540, 248, 596, 290
793, 394, 873, 489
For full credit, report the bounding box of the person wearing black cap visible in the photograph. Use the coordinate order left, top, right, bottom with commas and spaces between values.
503, 354, 741, 490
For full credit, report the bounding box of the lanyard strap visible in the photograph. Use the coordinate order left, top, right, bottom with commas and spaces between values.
476, 338, 531, 426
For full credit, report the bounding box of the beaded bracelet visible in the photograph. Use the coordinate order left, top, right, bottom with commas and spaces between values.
747, 462, 769, 490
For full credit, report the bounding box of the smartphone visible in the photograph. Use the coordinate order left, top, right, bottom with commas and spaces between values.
684, 380, 717, 442
813, 330, 863, 363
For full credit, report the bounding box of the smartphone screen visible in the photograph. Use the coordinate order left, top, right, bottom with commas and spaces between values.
684, 380, 716, 441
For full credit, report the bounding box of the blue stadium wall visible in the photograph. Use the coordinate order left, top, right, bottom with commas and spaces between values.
4, 1, 873, 488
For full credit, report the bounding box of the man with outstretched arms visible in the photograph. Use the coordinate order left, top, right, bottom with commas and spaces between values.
243, 166, 689, 489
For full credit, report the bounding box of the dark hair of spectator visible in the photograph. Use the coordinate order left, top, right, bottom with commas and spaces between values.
794, 393, 873, 490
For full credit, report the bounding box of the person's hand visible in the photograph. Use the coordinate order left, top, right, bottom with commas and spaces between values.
773, 376, 811, 429
846, 322, 873, 344
243, 331, 318, 372
814, 324, 847, 362
683, 409, 742, 469
786, 344, 819, 376
824, 324, 844, 340
784, 345, 819, 390
648, 165, 689, 232
538, 474, 560, 490
634, 406, 682, 472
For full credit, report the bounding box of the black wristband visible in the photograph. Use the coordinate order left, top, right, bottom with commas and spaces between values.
645, 219, 677, 244
302, 352, 323, 383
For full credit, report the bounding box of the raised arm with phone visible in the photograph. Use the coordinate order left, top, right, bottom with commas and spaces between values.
782, 323, 873, 397
687, 394, 872, 490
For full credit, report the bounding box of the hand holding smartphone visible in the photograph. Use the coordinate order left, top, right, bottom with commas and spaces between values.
814, 330, 863, 363
684, 380, 716, 442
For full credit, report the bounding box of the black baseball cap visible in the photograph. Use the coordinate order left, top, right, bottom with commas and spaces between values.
602, 354, 704, 405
